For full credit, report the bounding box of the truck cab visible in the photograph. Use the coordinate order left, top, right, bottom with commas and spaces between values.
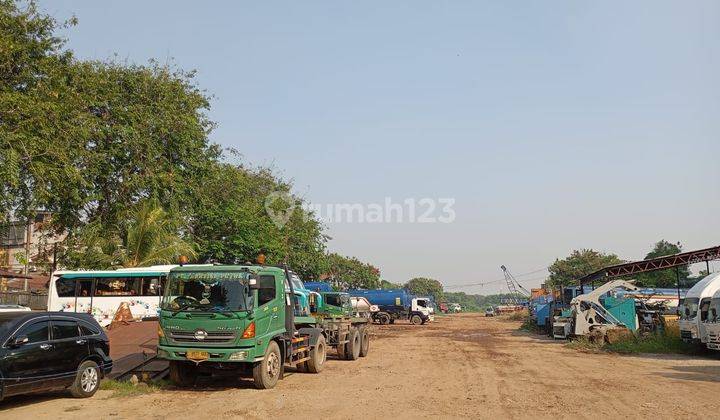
679, 272, 720, 344
703, 285, 720, 350
413, 297, 435, 322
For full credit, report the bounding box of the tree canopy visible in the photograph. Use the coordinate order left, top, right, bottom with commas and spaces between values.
546, 249, 624, 287
0, 1, 362, 280
404, 277, 444, 301
634, 240, 690, 288
323, 253, 381, 289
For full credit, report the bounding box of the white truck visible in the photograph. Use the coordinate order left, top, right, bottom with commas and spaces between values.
679, 272, 720, 344
703, 286, 720, 350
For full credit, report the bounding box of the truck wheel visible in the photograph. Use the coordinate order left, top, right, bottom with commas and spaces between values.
410, 315, 422, 325
389, 319, 395, 325
307, 335, 326, 373
379, 314, 390, 325
359, 327, 370, 357
337, 330, 348, 359
346, 328, 361, 360
169, 361, 196, 387
253, 341, 282, 389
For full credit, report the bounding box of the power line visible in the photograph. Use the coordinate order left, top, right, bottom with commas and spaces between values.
444, 271, 548, 290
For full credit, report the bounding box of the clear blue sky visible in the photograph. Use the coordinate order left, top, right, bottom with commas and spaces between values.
45, 1, 720, 292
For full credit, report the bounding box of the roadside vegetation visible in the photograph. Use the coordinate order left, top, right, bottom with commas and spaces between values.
566, 334, 698, 355
100, 379, 172, 398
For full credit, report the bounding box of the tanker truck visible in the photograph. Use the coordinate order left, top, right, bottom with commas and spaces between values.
348, 289, 433, 325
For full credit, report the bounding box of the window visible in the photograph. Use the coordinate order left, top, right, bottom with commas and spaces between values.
19, 321, 49, 343
77, 279, 93, 297
95, 277, 141, 296
52, 320, 79, 340
79, 322, 100, 336
140, 276, 162, 296
56, 277, 76, 297
258, 275, 277, 306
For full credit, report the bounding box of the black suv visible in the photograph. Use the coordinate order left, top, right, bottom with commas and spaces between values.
0, 312, 112, 401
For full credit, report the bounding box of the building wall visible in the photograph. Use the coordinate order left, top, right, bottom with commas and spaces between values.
0, 213, 65, 274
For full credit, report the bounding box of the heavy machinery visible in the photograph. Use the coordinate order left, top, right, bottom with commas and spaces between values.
500, 265, 531, 304
552, 280, 639, 341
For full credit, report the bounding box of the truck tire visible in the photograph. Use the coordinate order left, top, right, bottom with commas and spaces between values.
346, 327, 361, 360
296, 361, 308, 372
378, 313, 390, 325
359, 326, 370, 357
337, 330, 348, 359
169, 361, 196, 387
389, 319, 395, 325
410, 314, 422, 325
306, 335, 326, 373
253, 340, 282, 389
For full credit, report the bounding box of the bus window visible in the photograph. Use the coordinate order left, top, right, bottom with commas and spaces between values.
77, 279, 93, 297
95, 277, 142, 296
56, 277, 76, 297
141, 277, 162, 296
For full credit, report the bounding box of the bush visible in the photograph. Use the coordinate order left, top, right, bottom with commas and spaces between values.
566, 332, 697, 355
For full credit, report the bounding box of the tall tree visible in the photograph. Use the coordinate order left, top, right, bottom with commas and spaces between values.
635, 240, 689, 288
323, 253, 380, 289
189, 163, 327, 279
404, 277, 444, 301
63, 199, 195, 269
547, 249, 624, 287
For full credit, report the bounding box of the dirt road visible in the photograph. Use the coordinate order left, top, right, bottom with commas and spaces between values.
2, 313, 720, 419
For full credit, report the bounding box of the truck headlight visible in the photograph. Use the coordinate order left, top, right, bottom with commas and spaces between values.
229, 351, 249, 361
157, 348, 170, 359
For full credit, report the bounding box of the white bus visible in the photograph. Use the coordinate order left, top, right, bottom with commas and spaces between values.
47, 265, 177, 327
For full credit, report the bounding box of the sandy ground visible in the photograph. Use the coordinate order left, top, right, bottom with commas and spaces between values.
2, 313, 720, 419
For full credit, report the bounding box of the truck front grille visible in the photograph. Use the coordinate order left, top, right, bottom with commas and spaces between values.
680, 330, 693, 340
168, 330, 236, 344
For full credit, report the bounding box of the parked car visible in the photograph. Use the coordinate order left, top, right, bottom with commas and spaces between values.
485, 307, 495, 317
0, 312, 112, 401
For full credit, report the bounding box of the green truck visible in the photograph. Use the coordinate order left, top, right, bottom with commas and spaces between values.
156, 264, 370, 389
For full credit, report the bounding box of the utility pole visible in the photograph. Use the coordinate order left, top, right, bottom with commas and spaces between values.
23, 217, 32, 291
676, 266, 681, 316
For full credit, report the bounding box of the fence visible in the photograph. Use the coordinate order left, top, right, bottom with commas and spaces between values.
0, 291, 47, 310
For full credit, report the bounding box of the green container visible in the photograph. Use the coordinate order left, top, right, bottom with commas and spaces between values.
602, 296, 637, 331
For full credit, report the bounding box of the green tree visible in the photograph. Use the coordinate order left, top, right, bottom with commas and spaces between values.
64, 199, 195, 269
635, 240, 689, 288
380, 279, 403, 289
1, 1, 218, 231
324, 253, 380, 289
547, 249, 624, 287
189, 163, 327, 279
0, 0, 78, 221
404, 277, 444, 302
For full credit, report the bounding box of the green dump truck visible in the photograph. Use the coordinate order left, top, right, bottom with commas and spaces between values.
156, 264, 369, 389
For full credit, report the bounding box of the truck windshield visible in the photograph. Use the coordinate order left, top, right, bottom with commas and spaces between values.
679, 297, 700, 320
709, 298, 720, 323
326, 294, 348, 307
161, 271, 252, 313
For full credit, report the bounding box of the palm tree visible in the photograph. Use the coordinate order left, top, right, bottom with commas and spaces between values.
119, 199, 196, 267
68, 199, 196, 269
